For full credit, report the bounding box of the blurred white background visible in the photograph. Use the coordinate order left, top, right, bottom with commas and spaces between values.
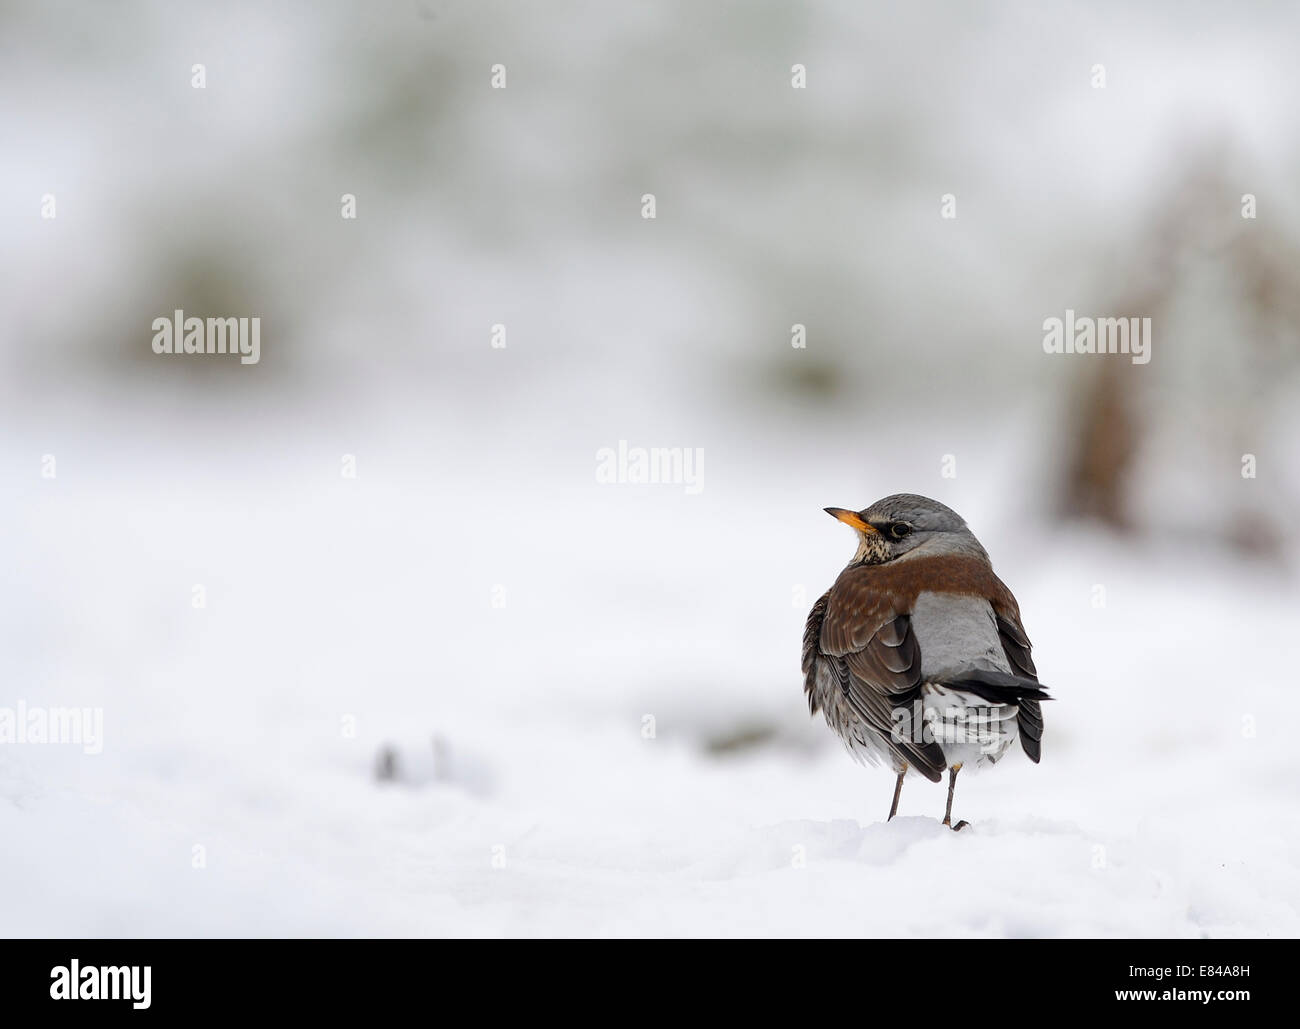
2, 1, 1298, 936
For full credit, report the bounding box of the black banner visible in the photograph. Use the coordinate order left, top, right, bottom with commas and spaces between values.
0, 940, 1270, 1017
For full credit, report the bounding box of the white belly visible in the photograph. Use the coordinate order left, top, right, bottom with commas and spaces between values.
920, 682, 1020, 768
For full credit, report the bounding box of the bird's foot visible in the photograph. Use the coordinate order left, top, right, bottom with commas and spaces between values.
941, 818, 969, 832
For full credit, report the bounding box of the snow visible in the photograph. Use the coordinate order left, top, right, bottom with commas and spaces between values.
2, 403, 1296, 939
3, 1, 1299, 939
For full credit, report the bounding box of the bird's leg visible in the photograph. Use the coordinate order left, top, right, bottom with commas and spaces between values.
942, 764, 968, 831
887, 769, 905, 821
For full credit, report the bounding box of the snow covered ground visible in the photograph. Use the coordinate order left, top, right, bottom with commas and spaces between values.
4, 0, 1299, 939
2, 394, 1296, 938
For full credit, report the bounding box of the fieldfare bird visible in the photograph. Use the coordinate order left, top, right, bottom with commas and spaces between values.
802, 494, 1048, 829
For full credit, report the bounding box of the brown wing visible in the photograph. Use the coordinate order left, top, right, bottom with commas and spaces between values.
802, 590, 869, 726
801, 590, 838, 715
991, 588, 1044, 763
815, 571, 946, 782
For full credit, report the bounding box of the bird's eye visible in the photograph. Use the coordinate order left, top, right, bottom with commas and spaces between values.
888, 523, 912, 540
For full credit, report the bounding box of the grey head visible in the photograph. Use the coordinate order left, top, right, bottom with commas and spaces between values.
823, 493, 989, 566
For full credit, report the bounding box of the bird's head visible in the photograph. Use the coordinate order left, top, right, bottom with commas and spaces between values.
823, 493, 985, 565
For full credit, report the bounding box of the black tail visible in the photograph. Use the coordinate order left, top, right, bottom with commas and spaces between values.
943, 667, 1052, 706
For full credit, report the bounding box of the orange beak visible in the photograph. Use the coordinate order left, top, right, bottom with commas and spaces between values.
824, 507, 876, 533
